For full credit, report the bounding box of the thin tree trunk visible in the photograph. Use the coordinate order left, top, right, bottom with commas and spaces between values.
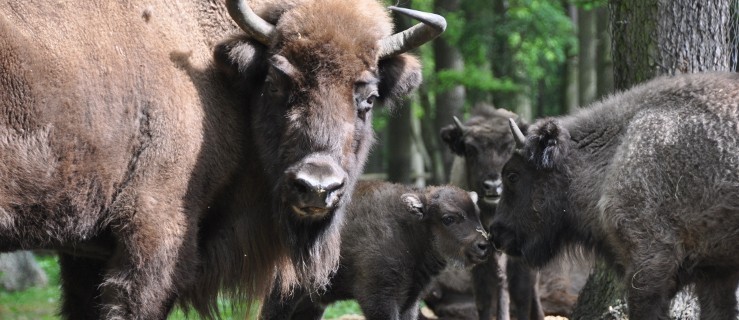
596, 7, 614, 99
386, 9, 416, 184
419, 84, 446, 185
564, 2, 579, 114
386, 98, 414, 184
578, 7, 597, 106
433, 0, 465, 181
491, 0, 515, 111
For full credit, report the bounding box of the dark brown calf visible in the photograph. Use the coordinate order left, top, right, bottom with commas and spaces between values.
260, 181, 490, 320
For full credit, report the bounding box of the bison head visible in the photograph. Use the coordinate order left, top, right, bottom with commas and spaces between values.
440, 106, 525, 221
491, 118, 573, 267
402, 187, 490, 267
215, 0, 445, 289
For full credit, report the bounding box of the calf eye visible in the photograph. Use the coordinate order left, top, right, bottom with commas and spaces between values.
506, 172, 519, 183
441, 215, 456, 226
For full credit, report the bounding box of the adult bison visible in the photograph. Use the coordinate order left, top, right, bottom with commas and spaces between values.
492, 72, 739, 320
438, 105, 543, 320
0, 0, 445, 318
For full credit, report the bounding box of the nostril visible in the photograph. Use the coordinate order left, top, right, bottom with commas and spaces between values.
293, 178, 313, 195
323, 180, 345, 194
483, 180, 495, 191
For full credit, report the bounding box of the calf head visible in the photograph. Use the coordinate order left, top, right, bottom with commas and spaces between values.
402, 186, 490, 266
216, 0, 445, 289
491, 119, 573, 267
440, 106, 526, 216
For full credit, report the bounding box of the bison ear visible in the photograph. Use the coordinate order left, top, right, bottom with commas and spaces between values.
213, 35, 269, 85
440, 124, 465, 155
525, 119, 570, 170
401, 193, 425, 219
377, 53, 422, 109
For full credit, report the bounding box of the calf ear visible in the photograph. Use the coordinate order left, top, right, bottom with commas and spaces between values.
440, 124, 465, 155
525, 119, 570, 170
377, 53, 422, 109
213, 35, 269, 86
468, 191, 478, 204
401, 193, 425, 219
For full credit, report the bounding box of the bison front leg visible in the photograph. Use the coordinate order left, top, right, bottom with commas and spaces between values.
694, 271, 739, 320
508, 262, 544, 320
59, 254, 107, 319
99, 195, 195, 320
624, 249, 680, 320
471, 251, 503, 320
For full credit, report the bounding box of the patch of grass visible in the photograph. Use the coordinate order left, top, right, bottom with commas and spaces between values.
0, 254, 61, 320
322, 300, 363, 319
0, 255, 362, 319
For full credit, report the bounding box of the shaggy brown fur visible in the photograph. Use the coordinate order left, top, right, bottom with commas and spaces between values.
0, 0, 425, 319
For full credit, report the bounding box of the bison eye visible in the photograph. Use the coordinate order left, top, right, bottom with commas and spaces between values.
506, 172, 519, 183
441, 215, 456, 226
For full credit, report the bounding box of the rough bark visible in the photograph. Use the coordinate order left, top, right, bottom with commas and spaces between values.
570, 259, 624, 320
610, 0, 658, 90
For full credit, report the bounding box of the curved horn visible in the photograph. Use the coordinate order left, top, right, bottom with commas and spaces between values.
378, 6, 447, 59
226, 0, 276, 45
509, 118, 526, 148
453, 116, 466, 131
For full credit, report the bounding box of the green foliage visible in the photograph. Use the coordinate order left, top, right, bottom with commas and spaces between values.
570, 0, 607, 10
417, 0, 576, 115
497, 0, 576, 83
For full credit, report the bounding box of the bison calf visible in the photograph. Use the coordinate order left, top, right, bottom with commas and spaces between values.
492, 72, 739, 320
438, 104, 544, 320
260, 181, 491, 320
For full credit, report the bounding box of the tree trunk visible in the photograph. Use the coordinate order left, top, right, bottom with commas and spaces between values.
596, 7, 614, 99
433, 0, 465, 181
574, 1, 735, 318
563, 2, 579, 114
578, 7, 597, 106
0, 251, 48, 291
570, 259, 624, 320
655, 0, 731, 75
419, 84, 446, 185
386, 99, 414, 184
491, 0, 515, 111
385, 8, 417, 184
